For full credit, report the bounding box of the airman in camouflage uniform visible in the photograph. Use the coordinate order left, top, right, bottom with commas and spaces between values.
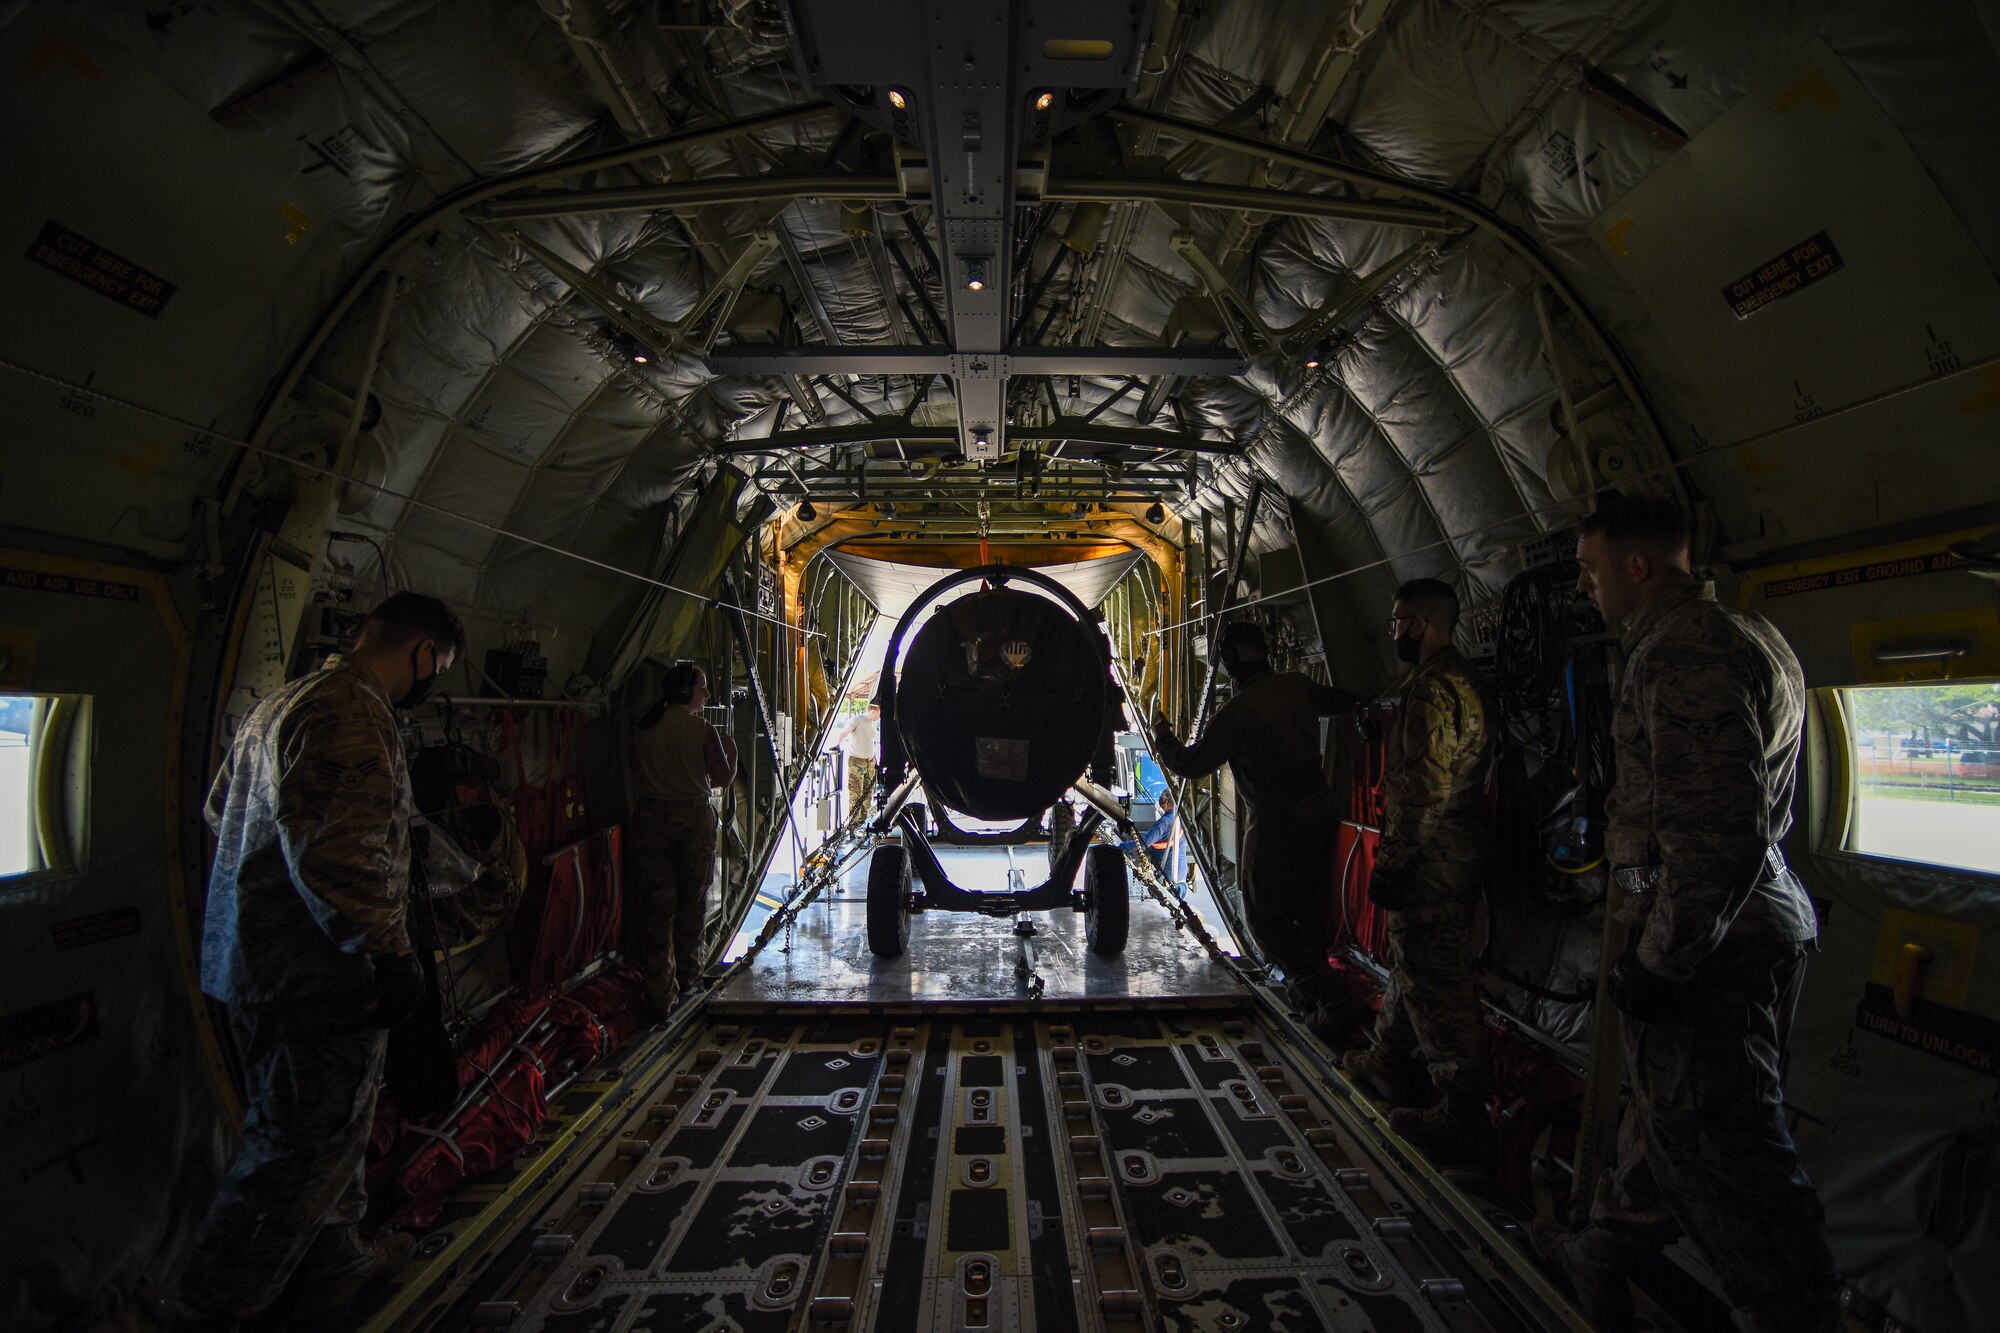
1341, 579, 1498, 1163
1536, 497, 1836, 1333
168, 594, 464, 1333
626, 661, 736, 1015
1152, 622, 1358, 1012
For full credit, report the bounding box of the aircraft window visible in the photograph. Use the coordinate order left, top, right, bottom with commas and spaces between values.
1836, 682, 2000, 877
0, 694, 90, 880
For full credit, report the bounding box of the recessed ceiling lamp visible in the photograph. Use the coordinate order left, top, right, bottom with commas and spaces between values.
888, 88, 909, 111
601, 322, 652, 365
1034, 90, 1054, 112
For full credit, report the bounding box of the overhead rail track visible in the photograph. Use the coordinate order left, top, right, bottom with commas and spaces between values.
226, 89, 1682, 475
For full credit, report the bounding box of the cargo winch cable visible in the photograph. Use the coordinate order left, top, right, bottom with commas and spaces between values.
0, 355, 818, 638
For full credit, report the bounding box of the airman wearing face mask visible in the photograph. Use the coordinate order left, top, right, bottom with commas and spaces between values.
1342, 578, 1498, 1166
171, 592, 465, 1331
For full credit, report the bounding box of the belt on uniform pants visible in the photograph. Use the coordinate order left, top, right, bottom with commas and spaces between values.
639, 796, 713, 812
1614, 845, 1789, 894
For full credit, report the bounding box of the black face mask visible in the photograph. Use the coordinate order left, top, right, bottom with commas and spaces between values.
396, 643, 439, 710
1394, 628, 1423, 665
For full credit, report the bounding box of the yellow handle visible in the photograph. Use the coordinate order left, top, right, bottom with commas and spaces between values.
1894, 942, 1935, 1021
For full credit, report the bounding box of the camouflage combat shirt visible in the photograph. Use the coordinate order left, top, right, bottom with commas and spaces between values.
1378, 647, 1495, 878
200, 654, 413, 1004
1605, 581, 1819, 981
1154, 670, 1357, 812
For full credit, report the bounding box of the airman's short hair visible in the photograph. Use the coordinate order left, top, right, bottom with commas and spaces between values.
1577, 494, 1690, 558
362, 592, 466, 657
1392, 577, 1459, 632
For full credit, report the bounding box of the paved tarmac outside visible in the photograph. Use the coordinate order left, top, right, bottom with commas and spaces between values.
1854, 794, 2000, 875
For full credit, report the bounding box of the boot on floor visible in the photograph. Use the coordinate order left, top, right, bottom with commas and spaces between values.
270, 1225, 415, 1332
1527, 1217, 1636, 1331
1388, 1089, 1498, 1167
1338, 1045, 1437, 1109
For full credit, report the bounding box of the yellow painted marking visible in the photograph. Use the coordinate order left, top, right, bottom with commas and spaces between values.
1603, 217, 1634, 257
0, 627, 39, 690
23, 38, 102, 79
280, 202, 313, 245
1957, 363, 2000, 412
1736, 444, 1783, 478
115, 441, 164, 475
1848, 607, 2000, 683
1773, 70, 1840, 112
1871, 908, 1979, 1009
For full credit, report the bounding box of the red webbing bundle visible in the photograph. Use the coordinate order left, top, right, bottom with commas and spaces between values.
369, 966, 647, 1227
499, 708, 593, 857
525, 827, 625, 997
1330, 700, 1396, 962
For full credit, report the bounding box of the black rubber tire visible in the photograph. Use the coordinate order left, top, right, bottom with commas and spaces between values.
1083, 843, 1130, 955
866, 844, 912, 958
1047, 798, 1075, 875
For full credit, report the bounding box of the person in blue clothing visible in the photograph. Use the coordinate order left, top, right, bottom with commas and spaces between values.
1141, 787, 1185, 888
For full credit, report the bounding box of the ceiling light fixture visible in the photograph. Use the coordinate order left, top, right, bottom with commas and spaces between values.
1145, 501, 1166, 523
962, 256, 990, 291
1034, 90, 1054, 112
888, 88, 908, 111
796, 500, 817, 522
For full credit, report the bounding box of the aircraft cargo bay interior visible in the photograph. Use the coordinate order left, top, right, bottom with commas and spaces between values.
2, 4, 1998, 1333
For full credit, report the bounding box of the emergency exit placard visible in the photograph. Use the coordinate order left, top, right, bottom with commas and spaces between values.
24, 221, 177, 318
1723, 231, 1844, 319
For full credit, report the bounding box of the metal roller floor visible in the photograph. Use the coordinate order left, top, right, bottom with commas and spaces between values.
362, 1018, 1579, 1330
358, 863, 1588, 1333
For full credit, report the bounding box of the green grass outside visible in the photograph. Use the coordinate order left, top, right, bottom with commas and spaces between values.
1860, 779, 2000, 807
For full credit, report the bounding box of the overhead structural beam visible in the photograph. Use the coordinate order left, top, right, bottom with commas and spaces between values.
716, 414, 1234, 458
470, 174, 902, 221
1009, 422, 1240, 456
705, 346, 1247, 377
1108, 104, 1466, 212
506, 224, 779, 360
1104, 103, 1673, 458
714, 423, 957, 456
1040, 175, 1455, 232
241, 102, 836, 461
751, 482, 1190, 500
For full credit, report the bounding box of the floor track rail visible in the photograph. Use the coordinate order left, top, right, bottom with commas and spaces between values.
365, 1002, 1590, 1332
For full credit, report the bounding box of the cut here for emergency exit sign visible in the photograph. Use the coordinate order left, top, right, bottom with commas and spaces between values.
1723, 230, 1844, 319
24, 221, 176, 318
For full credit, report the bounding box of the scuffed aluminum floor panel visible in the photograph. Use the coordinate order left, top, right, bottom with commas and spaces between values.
714, 892, 1248, 1009
719, 843, 1245, 1009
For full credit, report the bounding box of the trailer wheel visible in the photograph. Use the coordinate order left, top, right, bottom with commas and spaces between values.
1083, 844, 1129, 955
866, 844, 912, 958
